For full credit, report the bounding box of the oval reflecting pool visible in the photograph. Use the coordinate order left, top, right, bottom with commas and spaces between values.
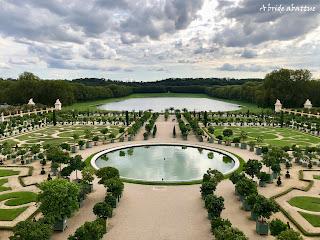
98, 97, 241, 112
93, 144, 239, 183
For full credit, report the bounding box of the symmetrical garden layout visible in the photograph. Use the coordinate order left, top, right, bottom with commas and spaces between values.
0, 108, 320, 239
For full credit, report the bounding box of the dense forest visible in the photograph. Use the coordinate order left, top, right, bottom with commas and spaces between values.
0, 69, 319, 108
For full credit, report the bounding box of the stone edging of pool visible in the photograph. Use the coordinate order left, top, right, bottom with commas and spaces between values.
90, 142, 241, 185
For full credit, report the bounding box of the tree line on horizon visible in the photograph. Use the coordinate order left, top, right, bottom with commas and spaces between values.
0, 69, 318, 108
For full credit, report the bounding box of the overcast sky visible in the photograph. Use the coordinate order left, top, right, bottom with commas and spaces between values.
0, 0, 319, 81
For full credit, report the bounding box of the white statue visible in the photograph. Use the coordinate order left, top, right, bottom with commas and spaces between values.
28, 98, 35, 106
55, 99, 62, 111
274, 99, 282, 113
304, 99, 312, 109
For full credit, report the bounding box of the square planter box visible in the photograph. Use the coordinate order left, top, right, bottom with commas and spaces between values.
256, 148, 262, 155
79, 145, 85, 150
251, 211, 258, 221
86, 142, 93, 148
111, 139, 115, 143
235, 143, 240, 148
218, 140, 222, 144
256, 221, 269, 235
53, 218, 67, 231
249, 147, 254, 152
259, 180, 266, 187
242, 201, 252, 211
182, 135, 188, 140
240, 143, 247, 149
128, 136, 133, 141
71, 146, 78, 153
120, 137, 124, 142
209, 138, 214, 143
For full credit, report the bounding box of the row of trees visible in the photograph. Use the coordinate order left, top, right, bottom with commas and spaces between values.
200, 169, 248, 239
206, 69, 320, 108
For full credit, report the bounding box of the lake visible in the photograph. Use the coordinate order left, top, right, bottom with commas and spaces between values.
98, 97, 241, 112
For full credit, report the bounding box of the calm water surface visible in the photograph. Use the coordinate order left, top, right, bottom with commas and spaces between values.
98, 97, 241, 112
95, 145, 235, 182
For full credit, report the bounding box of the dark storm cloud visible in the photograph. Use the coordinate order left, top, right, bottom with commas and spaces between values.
214, 0, 320, 47
0, 0, 204, 43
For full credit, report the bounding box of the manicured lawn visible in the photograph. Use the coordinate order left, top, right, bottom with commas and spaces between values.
63, 93, 261, 112
212, 126, 320, 147
0, 178, 11, 192
4, 125, 120, 146
313, 175, 320, 180
0, 207, 28, 221
0, 192, 37, 206
288, 196, 320, 212
0, 169, 20, 177
299, 211, 320, 227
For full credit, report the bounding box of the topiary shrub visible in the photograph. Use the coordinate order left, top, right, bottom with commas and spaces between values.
270, 219, 288, 236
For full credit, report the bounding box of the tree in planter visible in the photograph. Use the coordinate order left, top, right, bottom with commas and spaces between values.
252, 195, 279, 234
92, 135, 99, 145
258, 171, 271, 186
38, 178, 79, 226
271, 163, 281, 177
203, 169, 224, 183
69, 155, 86, 180
240, 130, 248, 143
248, 141, 256, 151
104, 178, 124, 201
200, 178, 218, 199
82, 167, 95, 192
244, 159, 262, 178
96, 167, 120, 184
93, 202, 113, 219
109, 133, 116, 140
60, 166, 73, 179
30, 144, 41, 158
100, 128, 108, 143
46, 146, 70, 173
78, 140, 85, 150
270, 219, 288, 236
243, 193, 257, 211
204, 194, 224, 219
210, 217, 231, 235
60, 143, 71, 151
10, 219, 52, 240
72, 133, 79, 148
105, 194, 117, 208
214, 226, 248, 240
276, 229, 303, 240
229, 172, 246, 184
235, 178, 257, 200
68, 218, 106, 240
223, 129, 233, 145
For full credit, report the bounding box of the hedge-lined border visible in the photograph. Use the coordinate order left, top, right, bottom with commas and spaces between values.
271, 169, 320, 237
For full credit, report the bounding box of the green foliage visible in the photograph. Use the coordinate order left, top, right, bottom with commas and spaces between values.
270, 219, 288, 236
96, 167, 120, 184
104, 178, 124, 199
223, 129, 233, 137
68, 218, 107, 240
200, 178, 217, 198
105, 194, 117, 208
93, 202, 113, 219
229, 172, 245, 184
235, 177, 257, 198
0, 207, 28, 221
252, 195, 279, 220
0, 169, 20, 177
10, 220, 52, 240
81, 167, 95, 184
204, 194, 225, 218
244, 159, 262, 178
214, 226, 248, 240
210, 217, 231, 234
276, 229, 303, 240
38, 178, 80, 223
288, 196, 320, 212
